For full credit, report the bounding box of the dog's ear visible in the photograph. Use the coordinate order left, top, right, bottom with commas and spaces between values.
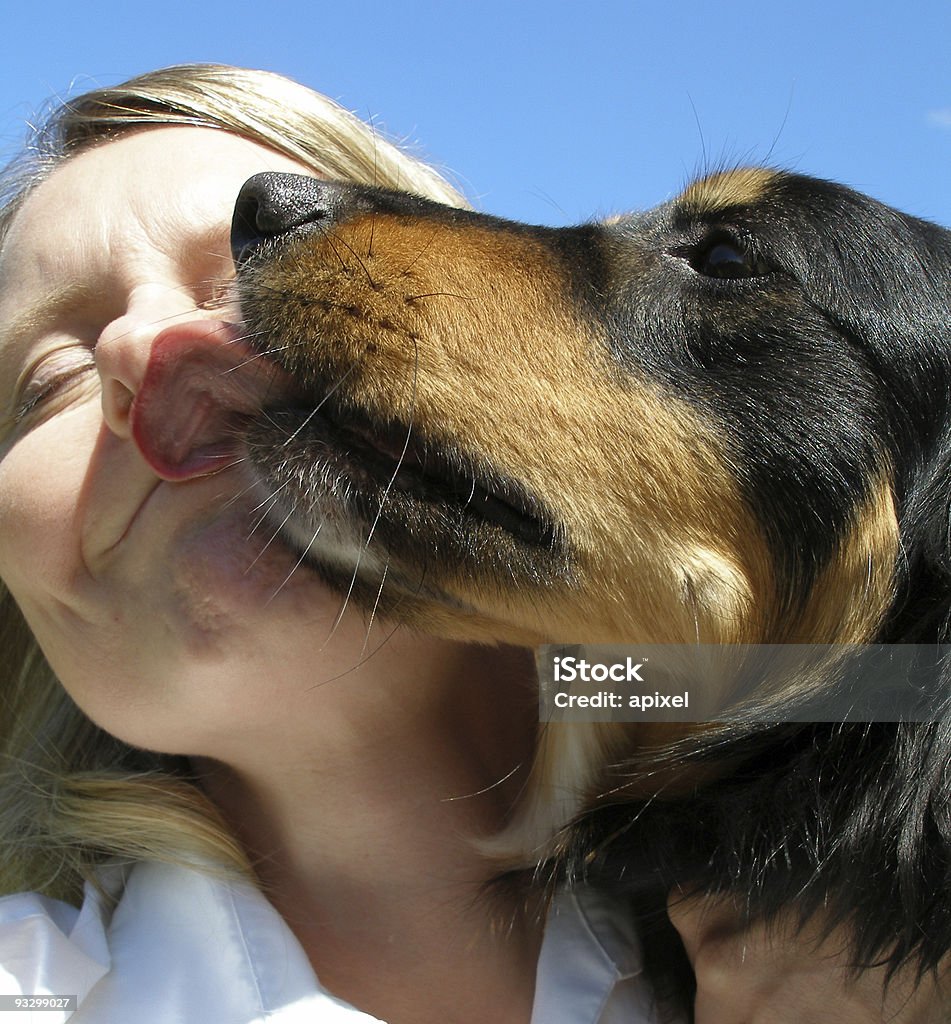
882, 433, 951, 643
781, 182, 950, 428
865, 215, 951, 647
795, 190, 951, 645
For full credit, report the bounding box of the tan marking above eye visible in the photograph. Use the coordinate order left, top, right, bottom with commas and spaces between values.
678, 168, 779, 216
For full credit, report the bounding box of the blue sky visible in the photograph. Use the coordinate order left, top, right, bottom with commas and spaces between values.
0, 1, 947, 227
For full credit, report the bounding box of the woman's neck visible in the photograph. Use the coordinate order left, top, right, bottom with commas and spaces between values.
192, 641, 543, 1024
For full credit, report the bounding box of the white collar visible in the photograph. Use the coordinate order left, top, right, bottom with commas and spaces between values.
0, 860, 662, 1022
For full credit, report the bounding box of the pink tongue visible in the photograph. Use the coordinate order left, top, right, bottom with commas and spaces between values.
130, 321, 290, 480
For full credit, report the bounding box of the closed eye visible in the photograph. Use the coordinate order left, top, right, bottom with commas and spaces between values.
13, 355, 98, 426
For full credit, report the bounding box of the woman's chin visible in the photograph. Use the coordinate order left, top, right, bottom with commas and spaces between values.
57, 502, 399, 756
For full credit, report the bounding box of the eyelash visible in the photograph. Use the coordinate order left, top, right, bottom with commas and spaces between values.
14, 361, 97, 425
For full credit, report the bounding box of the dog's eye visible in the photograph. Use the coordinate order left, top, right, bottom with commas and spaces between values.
693, 238, 770, 280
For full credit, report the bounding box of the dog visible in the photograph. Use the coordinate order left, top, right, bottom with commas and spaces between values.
224, 166, 951, 1017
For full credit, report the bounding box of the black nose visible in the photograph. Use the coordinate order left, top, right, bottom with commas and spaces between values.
231, 172, 345, 264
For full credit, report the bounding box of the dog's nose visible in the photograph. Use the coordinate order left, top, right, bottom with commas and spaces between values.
231, 172, 346, 264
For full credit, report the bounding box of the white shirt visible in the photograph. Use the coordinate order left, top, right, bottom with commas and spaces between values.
0, 860, 666, 1023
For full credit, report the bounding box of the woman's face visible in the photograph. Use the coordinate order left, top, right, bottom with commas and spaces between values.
0, 127, 477, 755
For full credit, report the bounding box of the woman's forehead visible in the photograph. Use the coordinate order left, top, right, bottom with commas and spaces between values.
9, 126, 310, 230
0, 127, 316, 305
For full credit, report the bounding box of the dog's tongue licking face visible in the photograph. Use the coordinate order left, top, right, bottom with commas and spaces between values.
130, 321, 290, 480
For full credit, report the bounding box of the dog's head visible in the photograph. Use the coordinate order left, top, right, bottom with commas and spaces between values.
228, 168, 950, 654
214, 168, 951, 859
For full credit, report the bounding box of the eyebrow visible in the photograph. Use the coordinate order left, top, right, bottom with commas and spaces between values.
678, 168, 778, 216
0, 281, 98, 356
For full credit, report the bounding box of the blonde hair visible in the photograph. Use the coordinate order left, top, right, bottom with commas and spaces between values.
0, 63, 468, 902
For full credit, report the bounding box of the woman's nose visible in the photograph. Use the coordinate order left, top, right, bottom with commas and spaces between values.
95, 286, 194, 439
